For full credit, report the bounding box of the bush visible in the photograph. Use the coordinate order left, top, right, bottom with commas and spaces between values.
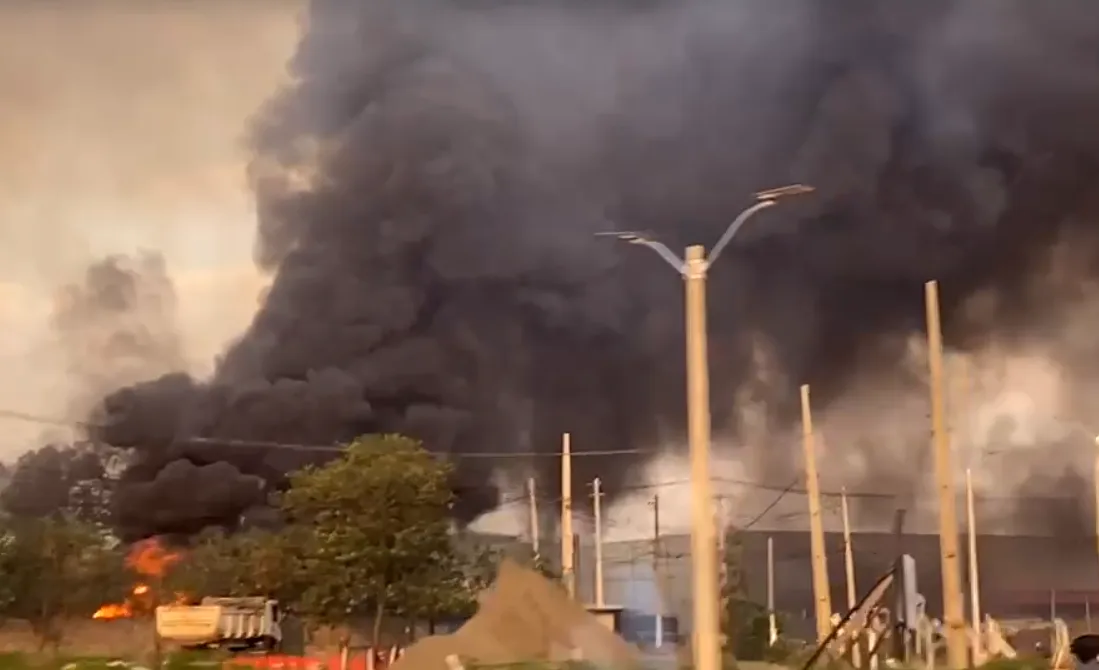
0, 653, 28, 670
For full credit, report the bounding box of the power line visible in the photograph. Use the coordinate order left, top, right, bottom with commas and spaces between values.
737, 477, 800, 531
1, 406, 1093, 504
0, 408, 95, 429
182, 436, 657, 458
0, 408, 658, 458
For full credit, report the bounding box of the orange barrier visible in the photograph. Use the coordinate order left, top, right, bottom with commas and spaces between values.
226, 647, 405, 670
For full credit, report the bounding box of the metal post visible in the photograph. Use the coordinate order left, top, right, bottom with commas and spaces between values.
528, 477, 540, 561
1094, 435, 1099, 610
801, 384, 832, 643
593, 477, 605, 607
652, 494, 663, 648
842, 487, 861, 667
924, 280, 967, 669
685, 245, 720, 670
965, 469, 982, 654
767, 536, 778, 646
561, 432, 575, 598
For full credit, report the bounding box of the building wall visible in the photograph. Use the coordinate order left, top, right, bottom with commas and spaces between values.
540, 530, 1099, 633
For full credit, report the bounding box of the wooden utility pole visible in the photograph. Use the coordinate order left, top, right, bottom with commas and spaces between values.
801, 384, 832, 642
592, 477, 605, 607
955, 357, 982, 661
528, 477, 540, 561
767, 536, 777, 646
561, 432, 575, 598
965, 469, 982, 651
841, 487, 860, 667
924, 280, 967, 669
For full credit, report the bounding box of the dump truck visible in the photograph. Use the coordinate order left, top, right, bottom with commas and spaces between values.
155, 596, 282, 652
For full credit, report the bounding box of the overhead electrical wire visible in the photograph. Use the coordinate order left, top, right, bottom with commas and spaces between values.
0, 404, 1086, 504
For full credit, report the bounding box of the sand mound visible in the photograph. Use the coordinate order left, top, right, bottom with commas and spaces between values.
391, 560, 639, 670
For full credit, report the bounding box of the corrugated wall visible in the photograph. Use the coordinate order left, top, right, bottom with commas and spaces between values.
535, 530, 1099, 633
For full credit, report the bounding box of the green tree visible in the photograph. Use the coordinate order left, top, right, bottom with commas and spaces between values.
395, 547, 487, 624
720, 527, 783, 661
0, 516, 126, 650
0, 443, 115, 525
165, 527, 308, 604
279, 434, 467, 644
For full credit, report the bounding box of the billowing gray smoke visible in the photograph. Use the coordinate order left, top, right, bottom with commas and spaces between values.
53, 252, 186, 420
91, 0, 1099, 540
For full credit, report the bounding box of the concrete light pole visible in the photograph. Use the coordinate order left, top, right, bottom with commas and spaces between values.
598, 184, 813, 670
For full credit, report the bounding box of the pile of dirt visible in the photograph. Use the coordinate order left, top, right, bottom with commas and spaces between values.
391, 560, 640, 670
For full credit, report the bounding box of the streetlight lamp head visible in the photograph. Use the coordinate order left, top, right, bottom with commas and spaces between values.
594, 230, 655, 245
755, 184, 815, 202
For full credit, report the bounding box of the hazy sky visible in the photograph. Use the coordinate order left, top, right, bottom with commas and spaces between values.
0, 3, 302, 456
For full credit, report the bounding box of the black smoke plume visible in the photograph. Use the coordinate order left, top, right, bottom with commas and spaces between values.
90, 0, 1099, 540
2, 254, 184, 524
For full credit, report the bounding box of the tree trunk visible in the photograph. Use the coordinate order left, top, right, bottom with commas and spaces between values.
33, 619, 60, 655
371, 599, 386, 649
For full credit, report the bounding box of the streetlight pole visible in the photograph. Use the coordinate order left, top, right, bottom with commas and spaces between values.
598, 184, 813, 670
683, 243, 720, 669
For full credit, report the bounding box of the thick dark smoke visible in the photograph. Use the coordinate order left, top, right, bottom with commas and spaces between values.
90, 0, 1099, 539
1, 253, 186, 524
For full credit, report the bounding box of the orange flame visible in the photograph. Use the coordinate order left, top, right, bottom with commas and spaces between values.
92, 538, 184, 621
127, 538, 181, 577
92, 603, 132, 619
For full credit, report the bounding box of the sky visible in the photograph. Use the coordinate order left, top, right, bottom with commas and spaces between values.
0, 3, 302, 457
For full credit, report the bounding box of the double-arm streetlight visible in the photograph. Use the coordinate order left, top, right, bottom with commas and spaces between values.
598, 183, 813, 670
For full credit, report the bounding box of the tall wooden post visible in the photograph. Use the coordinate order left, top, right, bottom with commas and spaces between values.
925, 280, 967, 669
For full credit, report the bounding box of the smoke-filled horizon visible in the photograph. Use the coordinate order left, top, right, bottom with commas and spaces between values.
71, 0, 1099, 540
0, 3, 294, 458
